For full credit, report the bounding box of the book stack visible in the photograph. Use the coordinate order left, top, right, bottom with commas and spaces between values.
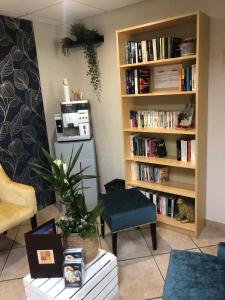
179, 64, 196, 91
131, 162, 169, 183
126, 68, 150, 94
130, 110, 180, 128
128, 187, 179, 218
125, 37, 181, 64
177, 138, 195, 162
129, 135, 158, 157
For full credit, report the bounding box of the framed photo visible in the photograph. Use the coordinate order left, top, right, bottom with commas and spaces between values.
25, 219, 63, 278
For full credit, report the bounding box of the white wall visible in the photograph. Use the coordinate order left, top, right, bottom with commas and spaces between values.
34, 0, 225, 223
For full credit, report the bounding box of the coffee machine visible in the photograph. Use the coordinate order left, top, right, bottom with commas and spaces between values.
54, 100, 92, 142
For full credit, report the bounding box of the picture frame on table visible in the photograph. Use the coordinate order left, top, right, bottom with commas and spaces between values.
24, 219, 63, 278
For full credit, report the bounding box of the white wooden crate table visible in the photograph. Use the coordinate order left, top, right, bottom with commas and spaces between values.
23, 250, 118, 300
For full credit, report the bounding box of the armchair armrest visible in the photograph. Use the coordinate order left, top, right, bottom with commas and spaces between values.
0, 165, 37, 213
217, 242, 225, 262
0, 181, 37, 212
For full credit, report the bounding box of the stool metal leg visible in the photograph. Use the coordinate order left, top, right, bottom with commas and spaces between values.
150, 223, 157, 250
100, 216, 105, 238
112, 232, 117, 256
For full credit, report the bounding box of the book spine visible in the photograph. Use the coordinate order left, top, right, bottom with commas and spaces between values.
187, 140, 191, 161
137, 42, 142, 62
156, 37, 160, 60
152, 38, 157, 61
181, 140, 187, 162
134, 69, 138, 94
191, 139, 196, 162
192, 64, 197, 91
176, 139, 181, 161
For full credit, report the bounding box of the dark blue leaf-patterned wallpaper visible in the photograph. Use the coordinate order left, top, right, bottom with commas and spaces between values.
0, 16, 55, 209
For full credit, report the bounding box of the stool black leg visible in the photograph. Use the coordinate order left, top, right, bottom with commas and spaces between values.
112, 232, 117, 256
100, 216, 105, 238
150, 223, 157, 250
30, 214, 37, 229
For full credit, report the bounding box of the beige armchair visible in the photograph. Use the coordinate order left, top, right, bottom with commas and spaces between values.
0, 164, 37, 234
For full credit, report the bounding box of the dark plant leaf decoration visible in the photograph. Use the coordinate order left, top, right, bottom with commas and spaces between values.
0, 16, 55, 209
61, 23, 104, 102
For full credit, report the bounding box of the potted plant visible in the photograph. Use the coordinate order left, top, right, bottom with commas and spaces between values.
30, 144, 103, 263
61, 23, 104, 102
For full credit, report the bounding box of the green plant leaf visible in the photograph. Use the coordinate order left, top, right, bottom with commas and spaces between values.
67, 144, 83, 175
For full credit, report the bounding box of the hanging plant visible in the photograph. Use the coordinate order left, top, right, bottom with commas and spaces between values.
61, 24, 104, 102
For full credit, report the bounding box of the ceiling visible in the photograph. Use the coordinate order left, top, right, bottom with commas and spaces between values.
0, 0, 144, 25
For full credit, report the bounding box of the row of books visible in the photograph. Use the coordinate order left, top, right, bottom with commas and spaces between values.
129, 135, 165, 157
126, 68, 150, 94
128, 186, 179, 218
179, 65, 196, 91
130, 110, 180, 129
125, 37, 182, 64
177, 138, 195, 162
131, 162, 169, 183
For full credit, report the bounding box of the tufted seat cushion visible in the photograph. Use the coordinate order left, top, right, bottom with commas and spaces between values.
99, 188, 156, 232
163, 249, 225, 300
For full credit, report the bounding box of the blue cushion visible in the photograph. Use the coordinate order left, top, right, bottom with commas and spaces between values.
99, 188, 156, 232
163, 250, 225, 300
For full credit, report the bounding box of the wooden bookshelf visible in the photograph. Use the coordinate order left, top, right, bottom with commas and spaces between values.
127, 180, 195, 198
121, 91, 196, 97
123, 127, 196, 135
120, 54, 196, 68
116, 11, 209, 237
125, 155, 195, 169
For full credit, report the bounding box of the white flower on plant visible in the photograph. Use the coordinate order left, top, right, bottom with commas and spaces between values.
53, 159, 67, 173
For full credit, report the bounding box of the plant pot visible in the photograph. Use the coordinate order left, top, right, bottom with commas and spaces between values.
63, 233, 99, 264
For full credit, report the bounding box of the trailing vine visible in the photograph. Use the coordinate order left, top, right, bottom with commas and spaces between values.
61, 24, 104, 102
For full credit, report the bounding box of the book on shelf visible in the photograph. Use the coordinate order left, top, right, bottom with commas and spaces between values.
130, 162, 169, 183
125, 68, 150, 94
176, 138, 195, 162
130, 110, 179, 129
179, 64, 196, 92
128, 186, 180, 218
124, 37, 182, 64
129, 135, 167, 158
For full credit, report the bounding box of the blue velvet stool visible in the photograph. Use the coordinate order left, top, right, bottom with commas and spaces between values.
163, 243, 225, 300
98, 188, 157, 256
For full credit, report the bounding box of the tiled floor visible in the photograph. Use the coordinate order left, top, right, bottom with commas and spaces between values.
0, 204, 225, 300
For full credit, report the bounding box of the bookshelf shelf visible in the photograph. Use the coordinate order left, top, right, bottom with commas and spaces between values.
120, 54, 196, 68
125, 155, 195, 169
123, 127, 196, 135
157, 214, 195, 232
121, 91, 196, 97
116, 11, 209, 237
127, 179, 195, 198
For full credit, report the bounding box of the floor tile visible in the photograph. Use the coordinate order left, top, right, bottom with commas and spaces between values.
200, 245, 217, 256
154, 253, 170, 279
37, 203, 59, 224
0, 278, 26, 300
0, 226, 19, 251
12, 225, 32, 249
142, 226, 196, 255
192, 226, 225, 247
104, 229, 151, 260
0, 250, 9, 274
118, 257, 164, 300
154, 248, 200, 279
0, 247, 29, 281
